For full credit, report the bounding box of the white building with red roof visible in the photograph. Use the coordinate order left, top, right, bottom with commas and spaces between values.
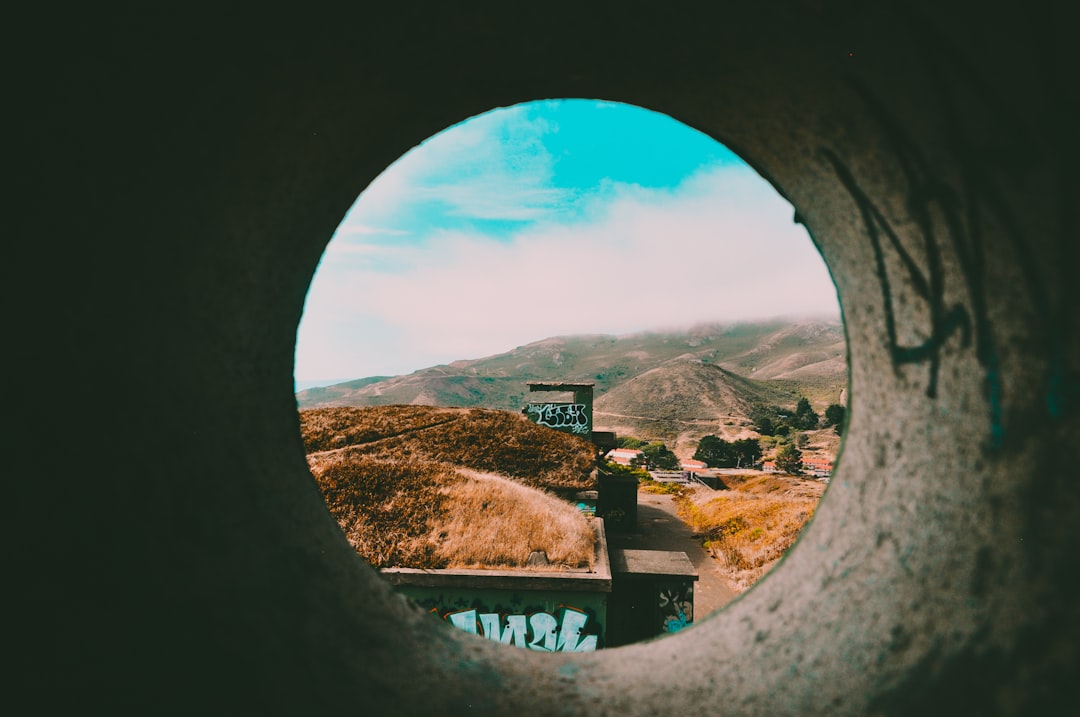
605, 448, 644, 466
802, 458, 833, 477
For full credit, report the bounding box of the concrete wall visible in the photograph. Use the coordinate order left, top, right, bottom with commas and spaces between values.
11, 2, 1077, 715
525, 383, 595, 439
389, 584, 608, 653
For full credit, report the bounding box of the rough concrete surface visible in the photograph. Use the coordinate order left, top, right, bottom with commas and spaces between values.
607, 491, 737, 618
10, 2, 1078, 715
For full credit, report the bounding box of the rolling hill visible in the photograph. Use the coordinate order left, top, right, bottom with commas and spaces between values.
592, 358, 799, 455
296, 317, 847, 456
301, 405, 599, 570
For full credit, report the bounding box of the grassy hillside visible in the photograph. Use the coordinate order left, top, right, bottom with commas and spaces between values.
295, 317, 848, 462
295, 317, 846, 414
302, 406, 599, 570
676, 474, 826, 592
301, 405, 597, 490
592, 358, 803, 455
597, 359, 795, 420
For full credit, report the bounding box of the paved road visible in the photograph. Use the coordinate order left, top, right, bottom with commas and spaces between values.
606, 491, 737, 620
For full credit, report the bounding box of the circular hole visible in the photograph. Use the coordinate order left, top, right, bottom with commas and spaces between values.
295, 98, 845, 650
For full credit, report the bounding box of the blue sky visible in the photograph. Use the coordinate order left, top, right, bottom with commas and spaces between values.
295, 99, 839, 388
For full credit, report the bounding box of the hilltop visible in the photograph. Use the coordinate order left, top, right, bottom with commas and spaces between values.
296, 317, 847, 457
593, 358, 795, 456
301, 405, 599, 570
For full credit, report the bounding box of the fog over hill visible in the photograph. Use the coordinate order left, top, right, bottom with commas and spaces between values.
296, 317, 847, 454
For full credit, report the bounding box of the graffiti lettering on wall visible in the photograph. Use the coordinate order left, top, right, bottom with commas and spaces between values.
443, 606, 599, 652
820, 48, 1077, 448
527, 403, 590, 435
658, 585, 693, 634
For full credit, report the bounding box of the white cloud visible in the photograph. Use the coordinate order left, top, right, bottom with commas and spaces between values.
335, 104, 570, 233
296, 164, 839, 379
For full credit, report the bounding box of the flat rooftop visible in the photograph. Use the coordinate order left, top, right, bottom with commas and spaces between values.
611, 549, 698, 580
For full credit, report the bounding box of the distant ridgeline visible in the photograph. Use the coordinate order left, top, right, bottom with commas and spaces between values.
295, 319, 847, 452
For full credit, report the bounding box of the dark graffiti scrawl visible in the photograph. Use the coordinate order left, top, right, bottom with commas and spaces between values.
821, 139, 973, 404
527, 403, 590, 434
819, 56, 1074, 448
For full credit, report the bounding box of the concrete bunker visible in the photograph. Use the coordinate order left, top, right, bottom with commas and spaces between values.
524, 382, 595, 440
13, 3, 1078, 716
384, 520, 613, 652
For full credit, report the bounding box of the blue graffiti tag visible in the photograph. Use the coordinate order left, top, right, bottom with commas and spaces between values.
658, 587, 693, 633
444, 606, 598, 652
526, 403, 589, 434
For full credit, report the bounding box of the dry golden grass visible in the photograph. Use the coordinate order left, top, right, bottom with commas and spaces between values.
300, 405, 461, 453
310, 453, 460, 568
676, 475, 825, 592
432, 471, 595, 570
300, 405, 596, 490
302, 405, 598, 570
713, 472, 827, 500
308, 454, 595, 570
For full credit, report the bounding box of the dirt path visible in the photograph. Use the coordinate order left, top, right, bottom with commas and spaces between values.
606, 491, 737, 619
593, 411, 718, 426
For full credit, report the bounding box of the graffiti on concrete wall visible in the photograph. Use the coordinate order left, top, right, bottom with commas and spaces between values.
442, 605, 599, 652
526, 403, 590, 435
820, 28, 1077, 448
819, 73, 1016, 449
658, 585, 693, 634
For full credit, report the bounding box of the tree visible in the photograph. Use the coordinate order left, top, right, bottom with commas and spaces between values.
693, 436, 762, 469
693, 435, 735, 467
823, 404, 846, 433
793, 396, 819, 430
733, 438, 762, 467
641, 442, 680, 470
749, 404, 779, 436
774, 443, 804, 475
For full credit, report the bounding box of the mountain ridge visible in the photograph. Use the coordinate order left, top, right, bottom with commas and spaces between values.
295, 317, 847, 455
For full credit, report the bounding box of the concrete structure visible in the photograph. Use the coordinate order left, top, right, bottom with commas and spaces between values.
11, 3, 1078, 716
763, 458, 832, 477
524, 382, 595, 440
383, 521, 612, 652
649, 471, 692, 484
596, 467, 640, 535
590, 430, 618, 454
607, 550, 699, 648
382, 522, 696, 651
